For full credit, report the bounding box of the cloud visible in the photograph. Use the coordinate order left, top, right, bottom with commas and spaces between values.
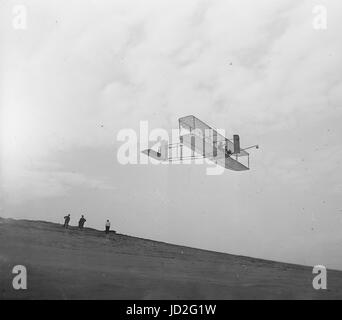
2, 0, 341, 196
1, 157, 116, 204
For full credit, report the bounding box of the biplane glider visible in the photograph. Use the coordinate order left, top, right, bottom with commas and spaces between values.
142, 115, 258, 171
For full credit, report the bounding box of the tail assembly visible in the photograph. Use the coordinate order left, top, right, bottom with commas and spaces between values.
141, 141, 169, 162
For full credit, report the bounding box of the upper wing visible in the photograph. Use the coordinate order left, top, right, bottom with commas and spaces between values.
180, 133, 249, 171
179, 115, 249, 156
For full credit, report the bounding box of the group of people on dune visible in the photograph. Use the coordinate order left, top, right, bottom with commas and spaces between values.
63, 214, 111, 234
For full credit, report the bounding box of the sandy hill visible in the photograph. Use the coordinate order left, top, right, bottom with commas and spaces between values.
0, 217, 341, 299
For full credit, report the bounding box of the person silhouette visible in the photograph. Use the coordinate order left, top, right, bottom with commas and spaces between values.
63, 214, 70, 228
105, 220, 111, 234
78, 215, 86, 230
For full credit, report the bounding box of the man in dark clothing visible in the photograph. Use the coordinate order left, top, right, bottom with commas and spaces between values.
105, 220, 111, 234
63, 214, 71, 228
78, 215, 86, 230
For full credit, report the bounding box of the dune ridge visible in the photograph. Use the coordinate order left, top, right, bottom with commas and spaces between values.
0, 217, 341, 299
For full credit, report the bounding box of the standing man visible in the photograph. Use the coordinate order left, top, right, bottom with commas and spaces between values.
105, 220, 111, 234
78, 215, 86, 230
63, 214, 71, 228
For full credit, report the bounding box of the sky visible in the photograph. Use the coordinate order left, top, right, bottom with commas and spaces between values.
1, 0, 342, 270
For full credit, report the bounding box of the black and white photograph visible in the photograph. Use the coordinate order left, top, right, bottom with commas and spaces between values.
1, 0, 342, 305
